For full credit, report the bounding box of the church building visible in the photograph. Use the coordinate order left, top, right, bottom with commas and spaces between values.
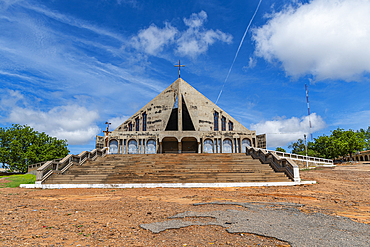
96, 78, 266, 154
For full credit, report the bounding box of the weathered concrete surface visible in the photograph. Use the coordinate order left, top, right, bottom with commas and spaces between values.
97, 78, 266, 154
140, 201, 370, 247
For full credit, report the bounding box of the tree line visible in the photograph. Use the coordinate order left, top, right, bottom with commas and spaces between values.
276, 127, 370, 160
0, 124, 69, 173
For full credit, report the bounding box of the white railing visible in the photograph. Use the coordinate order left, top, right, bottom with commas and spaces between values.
247, 146, 300, 182
272, 150, 333, 166
35, 148, 107, 184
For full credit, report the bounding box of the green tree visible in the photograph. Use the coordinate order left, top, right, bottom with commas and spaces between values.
331, 128, 366, 159
288, 139, 322, 157
275, 147, 286, 152
357, 126, 370, 150
288, 139, 305, 154
312, 135, 337, 159
0, 124, 69, 173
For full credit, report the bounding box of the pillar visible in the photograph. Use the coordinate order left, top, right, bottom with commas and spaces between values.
198, 142, 202, 153
178, 141, 182, 154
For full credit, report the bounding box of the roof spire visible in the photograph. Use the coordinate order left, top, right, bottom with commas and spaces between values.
174, 60, 185, 78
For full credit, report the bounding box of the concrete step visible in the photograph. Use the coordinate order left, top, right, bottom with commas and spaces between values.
44, 153, 293, 184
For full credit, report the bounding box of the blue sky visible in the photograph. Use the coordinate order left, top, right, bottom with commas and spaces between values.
1, 0, 369, 154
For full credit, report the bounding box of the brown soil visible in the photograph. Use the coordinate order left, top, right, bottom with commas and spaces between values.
1, 163, 369, 246
0, 177, 11, 184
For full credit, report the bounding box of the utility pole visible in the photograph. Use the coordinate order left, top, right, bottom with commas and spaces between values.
305, 84, 313, 141
304, 134, 308, 168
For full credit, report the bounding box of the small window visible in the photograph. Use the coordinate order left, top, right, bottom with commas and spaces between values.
221, 116, 226, 131
228, 121, 233, 131
128, 122, 132, 131
135, 117, 139, 131
214, 112, 219, 131
142, 112, 147, 131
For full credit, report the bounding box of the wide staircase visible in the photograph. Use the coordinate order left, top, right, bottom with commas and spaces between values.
44, 153, 292, 184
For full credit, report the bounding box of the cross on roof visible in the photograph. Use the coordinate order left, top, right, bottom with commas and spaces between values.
174, 60, 185, 78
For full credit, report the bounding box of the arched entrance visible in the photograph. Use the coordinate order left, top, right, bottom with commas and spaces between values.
128, 140, 137, 154
203, 139, 213, 153
146, 139, 156, 154
162, 137, 178, 153
360, 156, 364, 161
109, 140, 118, 154
182, 137, 198, 153
223, 139, 232, 153
365, 155, 369, 161
241, 138, 251, 153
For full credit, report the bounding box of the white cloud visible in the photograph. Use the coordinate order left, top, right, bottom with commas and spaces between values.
252, 0, 370, 81
21, 2, 126, 43
7, 104, 100, 145
130, 10, 232, 58
243, 57, 256, 70
109, 115, 129, 130
250, 113, 326, 147
0, 89, 25, 110
1, 90, 100, 145
176, 11, 232, 58
130, 23, 177, 55
183, 10, 208, 28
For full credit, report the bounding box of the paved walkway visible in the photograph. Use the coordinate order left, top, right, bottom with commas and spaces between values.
141, 201, 370, 247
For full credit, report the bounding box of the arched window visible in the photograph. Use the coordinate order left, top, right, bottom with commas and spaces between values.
203, 139, 213, 153
109, 140, 118, 154
135, 118, 140, 131
142, 112, 147, 131
214, 112, 219, 131
128, 140, 137, 154
221, 116, 226, 131
223, 139, 232, 153
146, 139, 156, 154
228, 121, 233, 131
241, 138, 251, 153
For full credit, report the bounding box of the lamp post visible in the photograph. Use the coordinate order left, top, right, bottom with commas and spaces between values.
103, 122, 112, 148
304, 134, 308, 168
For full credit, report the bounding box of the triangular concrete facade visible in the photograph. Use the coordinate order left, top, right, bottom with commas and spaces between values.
115, 78, 250, 133
96, 77, 266, 154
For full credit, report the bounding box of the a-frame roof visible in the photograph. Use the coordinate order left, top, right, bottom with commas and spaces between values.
115, 78, 250, 133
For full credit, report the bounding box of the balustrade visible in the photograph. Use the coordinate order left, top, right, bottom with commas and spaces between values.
35, 148, 107, 184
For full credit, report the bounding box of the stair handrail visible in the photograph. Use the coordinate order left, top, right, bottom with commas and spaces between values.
36, 147, 107, 183
261, 149, 333, 165
246, 146, 300, 182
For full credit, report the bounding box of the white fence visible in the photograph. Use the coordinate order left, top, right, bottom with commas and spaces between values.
270, 150, 333, 166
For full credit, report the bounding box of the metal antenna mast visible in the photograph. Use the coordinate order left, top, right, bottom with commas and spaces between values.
305, 83, 313, 141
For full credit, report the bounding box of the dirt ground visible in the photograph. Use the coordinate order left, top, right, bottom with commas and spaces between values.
1, 163, 369, 246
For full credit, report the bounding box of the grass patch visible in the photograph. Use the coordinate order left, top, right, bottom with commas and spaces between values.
0, 174, 36, 188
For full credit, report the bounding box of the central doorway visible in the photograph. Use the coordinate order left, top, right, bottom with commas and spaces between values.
181, 137, 198, 153
162, 137, 178, 153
